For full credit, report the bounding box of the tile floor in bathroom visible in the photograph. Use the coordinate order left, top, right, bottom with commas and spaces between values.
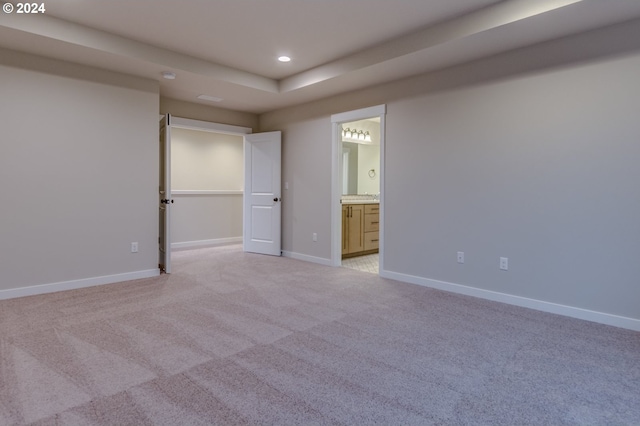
342, 253, 379, 274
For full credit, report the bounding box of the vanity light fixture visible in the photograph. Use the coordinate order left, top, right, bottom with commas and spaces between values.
342, 126, 372, 143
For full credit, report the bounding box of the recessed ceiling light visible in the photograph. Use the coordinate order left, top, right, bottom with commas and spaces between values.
197, 94, 223, 103
278, 56, 291, 63
161, 71, 176, 80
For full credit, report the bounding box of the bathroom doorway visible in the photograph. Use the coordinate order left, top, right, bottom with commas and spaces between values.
340, 118, 381, 274
330, 105, 386, 274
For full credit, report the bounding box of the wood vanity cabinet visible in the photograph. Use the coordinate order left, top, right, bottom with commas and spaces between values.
342, 204, 364, 255
363, 204, 380, 251
342, 203, 379, 258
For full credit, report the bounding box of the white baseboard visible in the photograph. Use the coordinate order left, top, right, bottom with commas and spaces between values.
282, 250, 332, 266
0, 269, 160, 301
380, 269, 640, 332
171, 237, 242, 251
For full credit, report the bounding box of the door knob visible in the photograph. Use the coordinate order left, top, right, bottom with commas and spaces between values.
273, 197, 281, 202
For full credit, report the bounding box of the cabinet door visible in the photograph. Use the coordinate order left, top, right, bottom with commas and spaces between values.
347, 205, 364, 253
364, 231, 379, 251
364, 213, 379, 232
364, 204, 379, 215
342, 204, 364, 255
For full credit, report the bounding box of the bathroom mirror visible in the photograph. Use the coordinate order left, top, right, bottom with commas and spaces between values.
341, 119, 380, 195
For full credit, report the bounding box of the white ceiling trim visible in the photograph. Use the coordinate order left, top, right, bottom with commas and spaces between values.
2, 0, 583, 96
1, 13, 278, 93
3, 0, 640, 113
170, 117, 252, 135
280, 0, 584, 93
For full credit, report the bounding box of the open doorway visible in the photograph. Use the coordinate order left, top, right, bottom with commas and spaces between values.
158, 116, 252, 273
330, 105, 386, 274
170, 127, 244, 250
159, 116, 282, 273
340, 118, 381, 274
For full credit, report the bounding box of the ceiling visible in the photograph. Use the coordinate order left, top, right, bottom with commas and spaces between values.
2, 0, 640, 114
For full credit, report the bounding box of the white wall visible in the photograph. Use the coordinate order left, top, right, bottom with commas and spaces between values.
260, 20, 640, 327
280, 118, 333, 261
171, 128, 243, 190
384, 52, 640, 321
170, 195, 243, 247
357, 144, 380, 195
0, 49, 159, 295
170, 128, 243, 247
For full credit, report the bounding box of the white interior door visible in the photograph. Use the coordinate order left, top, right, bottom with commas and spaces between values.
159, 114, 172, 273
243, 131, 281, 256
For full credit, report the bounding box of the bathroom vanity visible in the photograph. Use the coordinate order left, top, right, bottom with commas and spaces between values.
342, 202, 379, 258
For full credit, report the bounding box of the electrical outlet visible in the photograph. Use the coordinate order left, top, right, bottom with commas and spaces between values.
457, 251, 464, 264
500, 257, 508, 271
131, 242, 138, 253
312, 233, 318, 242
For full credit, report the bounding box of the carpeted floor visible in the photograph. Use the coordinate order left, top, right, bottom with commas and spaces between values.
0, 244, 638, 425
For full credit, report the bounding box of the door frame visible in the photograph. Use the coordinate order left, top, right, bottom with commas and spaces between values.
159, 115, 252, 273
159, 115, 171, 273
169, 116, 252, 137
330, 104, 386, 270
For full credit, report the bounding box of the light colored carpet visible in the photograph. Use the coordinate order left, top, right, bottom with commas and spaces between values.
0, 244, 638, 425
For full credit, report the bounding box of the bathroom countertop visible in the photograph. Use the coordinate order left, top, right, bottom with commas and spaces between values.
341, 200, 379, 205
